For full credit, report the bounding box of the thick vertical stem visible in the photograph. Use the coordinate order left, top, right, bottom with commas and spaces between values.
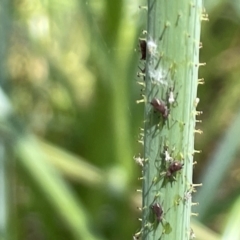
140, 1, 203, 240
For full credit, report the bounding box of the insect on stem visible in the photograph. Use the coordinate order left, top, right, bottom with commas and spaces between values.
151, 98, 169, 119
151, 202, 164, 223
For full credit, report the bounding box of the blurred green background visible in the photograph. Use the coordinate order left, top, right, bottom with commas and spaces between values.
1, 0, 240, 239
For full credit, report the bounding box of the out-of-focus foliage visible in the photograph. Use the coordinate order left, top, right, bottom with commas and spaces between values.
195, 0, 240, 237
0, 0, 239, 239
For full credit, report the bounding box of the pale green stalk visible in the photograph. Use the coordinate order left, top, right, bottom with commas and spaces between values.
137, 1, 204, 240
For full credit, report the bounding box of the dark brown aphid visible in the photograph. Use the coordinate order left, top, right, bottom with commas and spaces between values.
166, 161, 184, 177
151, 98, 169, 119
139, 39, 146, 60
151, 202, 163, 223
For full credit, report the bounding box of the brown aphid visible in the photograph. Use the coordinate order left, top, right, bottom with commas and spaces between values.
151, 98, 169, 119
166, 161, 184, 177
151, 202, 163, 223
139, 39, 147, 60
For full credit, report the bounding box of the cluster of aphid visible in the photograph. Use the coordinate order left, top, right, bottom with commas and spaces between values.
134, 37, 185, 239
138, 36, 179, 125
134, 7, 208, 239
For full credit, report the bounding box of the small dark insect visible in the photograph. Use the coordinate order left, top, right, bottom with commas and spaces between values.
166, 161, 184, 177
151, 98, 169, 119
151, 202, 164, 223
139, 39, 146, 60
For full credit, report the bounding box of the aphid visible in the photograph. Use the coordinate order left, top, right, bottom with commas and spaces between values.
139, 39, 146, 60
166, 161, 183, 177
151, 98, 169, 119
151, 202, 163, 223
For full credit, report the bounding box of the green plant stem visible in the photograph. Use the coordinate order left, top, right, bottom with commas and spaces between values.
139, 1, 203, 240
